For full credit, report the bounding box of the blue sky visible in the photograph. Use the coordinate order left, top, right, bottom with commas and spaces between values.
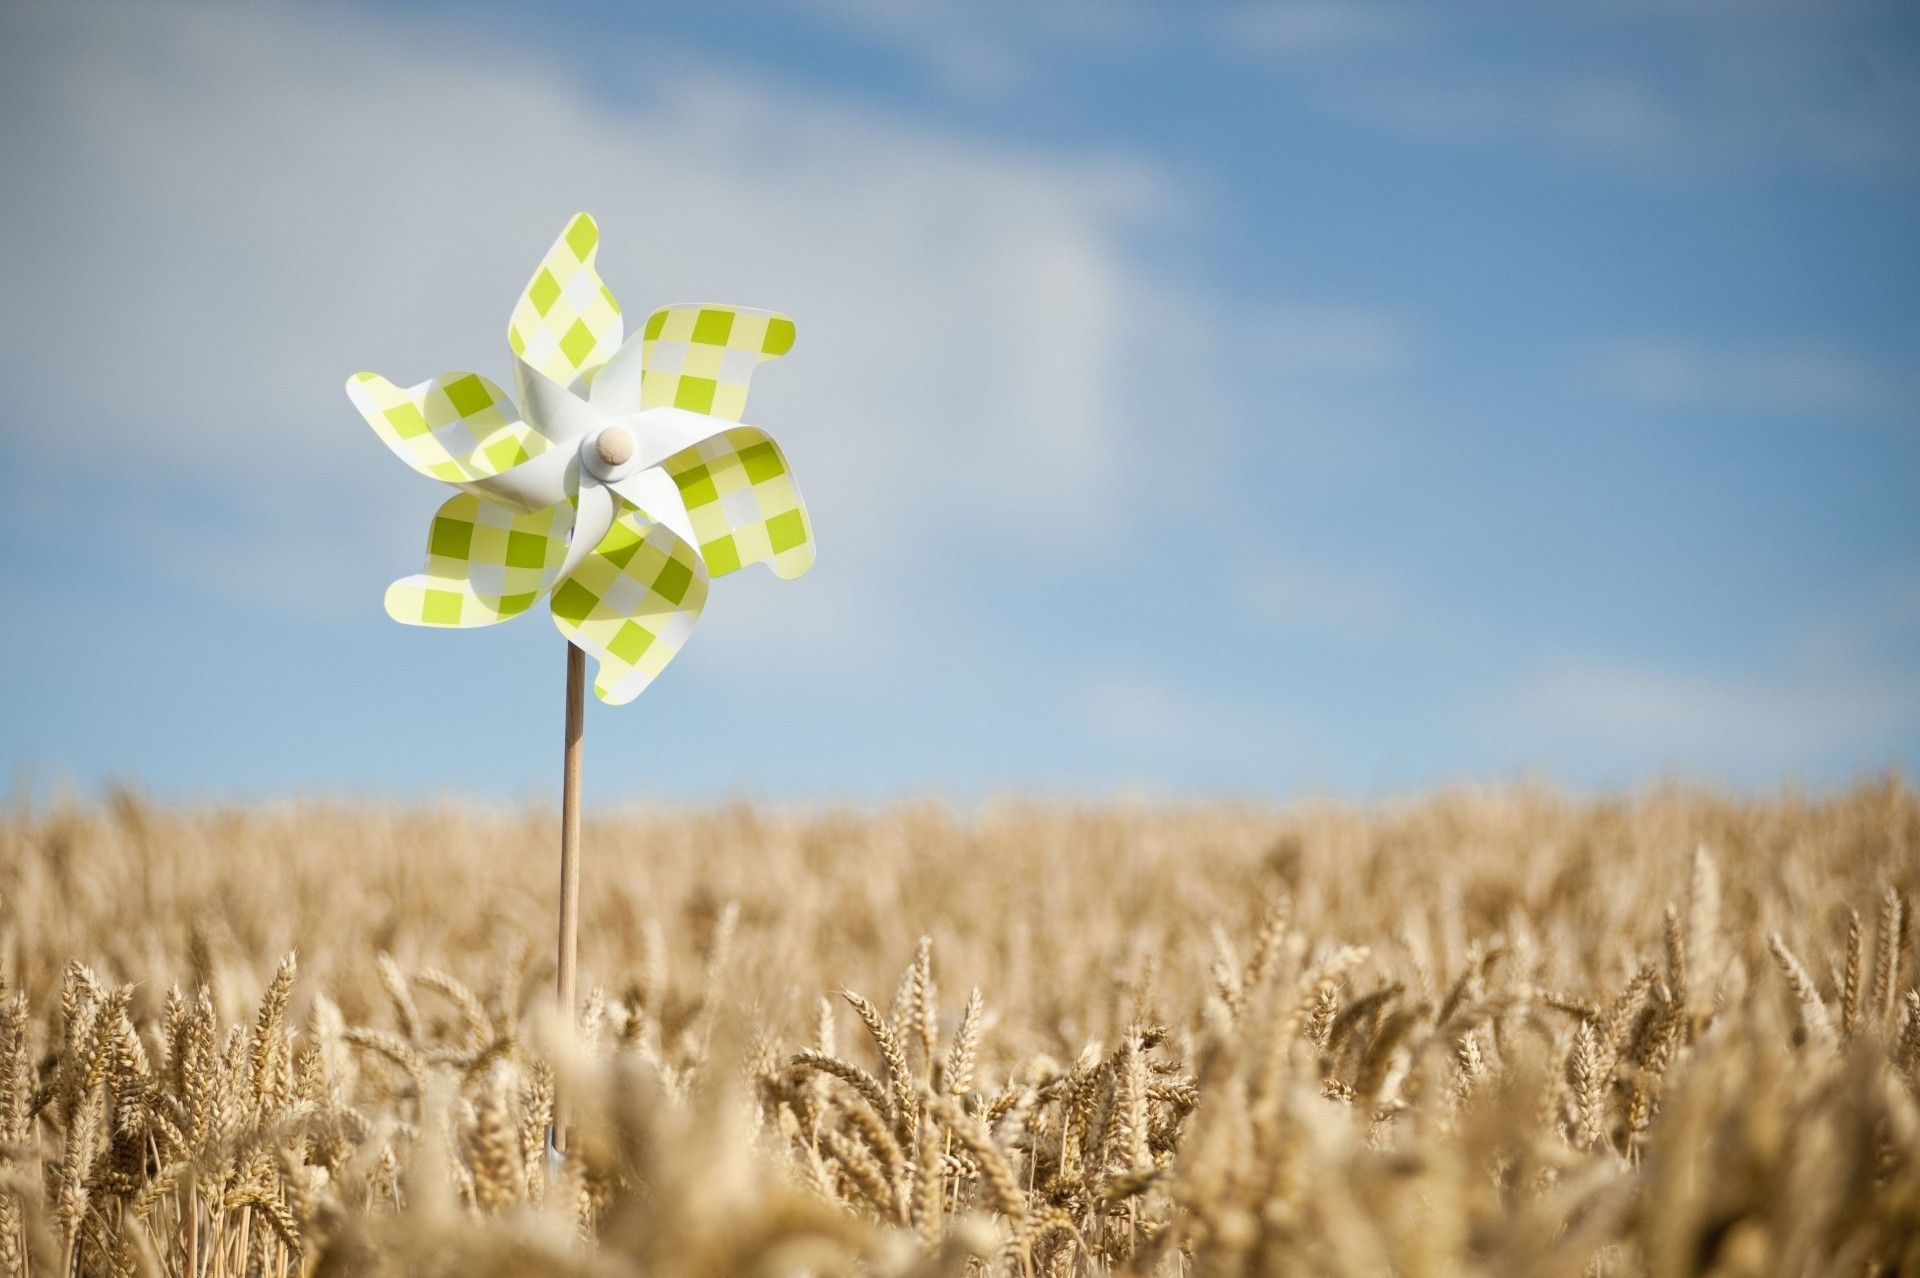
1, 0, 1915, 802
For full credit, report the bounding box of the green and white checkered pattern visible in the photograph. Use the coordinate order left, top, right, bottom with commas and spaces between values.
346, 371, 550, 482
509, 213, 624, 391
548, 508, 709, 704
661, 426, 814, 579
639, 305, 795, 422
384, 493, 575, 627
353, 212, 812, 703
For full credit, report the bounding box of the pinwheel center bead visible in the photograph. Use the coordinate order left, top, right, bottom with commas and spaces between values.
595, 426, 635, 467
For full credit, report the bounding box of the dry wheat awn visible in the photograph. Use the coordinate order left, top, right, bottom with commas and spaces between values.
0, 781, 1912, 1274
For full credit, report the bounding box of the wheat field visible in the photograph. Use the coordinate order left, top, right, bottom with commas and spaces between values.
0, 779, 1915, 1276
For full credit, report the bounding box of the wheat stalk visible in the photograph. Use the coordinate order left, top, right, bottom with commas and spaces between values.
0, 784, 1912, 1276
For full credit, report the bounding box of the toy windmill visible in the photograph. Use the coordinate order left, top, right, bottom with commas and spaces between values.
347, 213, 813, 1139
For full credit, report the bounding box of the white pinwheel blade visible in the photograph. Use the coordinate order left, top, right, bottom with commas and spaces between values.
608, 465, 697, 555
384, 493, 575, 627
514, 351, 610, 448
587, 305, 793, 420
346, 371, 550, 483
508, 213, 624, 398
554, 478, 617, 584
657, 426, 815, 580
549, 509, 709, 705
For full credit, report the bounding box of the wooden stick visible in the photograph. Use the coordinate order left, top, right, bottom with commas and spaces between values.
553, 640, 586, 1154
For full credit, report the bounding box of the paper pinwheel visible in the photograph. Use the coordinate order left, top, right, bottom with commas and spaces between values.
347, 212, 814, 703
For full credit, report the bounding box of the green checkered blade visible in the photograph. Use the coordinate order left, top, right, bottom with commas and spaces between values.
639, 305, 795, 422
660, 426, 814, 580
347, 371, 550, 483
384, 493, 574, 628
509, 212, 623, 392
549, 507, 709, 704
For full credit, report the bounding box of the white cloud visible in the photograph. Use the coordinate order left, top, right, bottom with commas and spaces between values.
1230, 559, 1428, 645
1490, 571, 1920, 781
1217, 3, 1420, 56
781, 0, 1157, 96
1074, 668, 1299, 764
1596, 339, 1910, 419
786, 0, 1916, 187
1258, 301, 1419, 379
1346, 73, 1735, 172
1315, 11, 1920, 179
0, 0, 1179, 648
776, 0, 1029, 96
1494, 658, 1920, 778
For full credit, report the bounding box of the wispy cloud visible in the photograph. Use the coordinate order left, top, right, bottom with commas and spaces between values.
1228, 557, 1462, 648
1258, 301, 1420, 379
1594, 339, 1912, 420
1489, 570, 1920, 782
1215, 3, 1420, 56
1494, 658, 1920, 779
1073, 668, 1299, 767
1304, 8, 1920, 179
779, 0, 1155, 98
1351, 70, 1920, 178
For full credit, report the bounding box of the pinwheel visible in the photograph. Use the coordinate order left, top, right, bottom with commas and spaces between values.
346, 213, 813, 1146
348, 211, 813, 705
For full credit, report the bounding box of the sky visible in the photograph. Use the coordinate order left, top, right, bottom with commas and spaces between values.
1, 0, 1916, 803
